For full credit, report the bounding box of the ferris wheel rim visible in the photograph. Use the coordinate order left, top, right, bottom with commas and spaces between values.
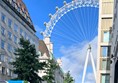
43, 0, 99, 38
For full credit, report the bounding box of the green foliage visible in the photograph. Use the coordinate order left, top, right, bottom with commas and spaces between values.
24, 81, 28, 83
43, 59, 58, 83
11, 37, 45, 83
64, 71, 74, 83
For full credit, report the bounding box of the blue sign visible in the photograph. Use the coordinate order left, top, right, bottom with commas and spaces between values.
7, 80, 24, 83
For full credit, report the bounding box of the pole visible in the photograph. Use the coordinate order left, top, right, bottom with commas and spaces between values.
82, 44, 96, 83
82, 45, 90, 83
90, 48, 96, 81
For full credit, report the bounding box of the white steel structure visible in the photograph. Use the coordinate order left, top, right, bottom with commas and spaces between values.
42, 0, 99, 38
82, 45, 96, 83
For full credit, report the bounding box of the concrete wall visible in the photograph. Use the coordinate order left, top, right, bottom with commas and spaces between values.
110, 0, 118, 82
0, 0, 39, 81
97, 0, 114, 83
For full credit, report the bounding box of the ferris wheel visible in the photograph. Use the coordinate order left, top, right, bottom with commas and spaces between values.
42, 0, 98, 38
42, 0, 99, 83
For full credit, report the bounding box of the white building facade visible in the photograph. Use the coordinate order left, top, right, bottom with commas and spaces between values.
97, 0, 114, 83
0, 0, 39, 81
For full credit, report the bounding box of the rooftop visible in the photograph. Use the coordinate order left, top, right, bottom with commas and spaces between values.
3, 0, 36, 32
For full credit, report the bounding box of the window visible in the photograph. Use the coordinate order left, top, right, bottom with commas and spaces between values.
1, 40, 5, 49
17, 39, 19, 45
8, 57, 12, 63
30, 39, 32, 44
103, 31, 109, 42
2, 67, 5, 75
8, 31, 12, 40
11, 1, 15, 7
101, 74, 110, 83
17, 6, 20, 12
14, 35, 17, 44
27, 36, 30, 40
1, 13, 6, 23
8, 69, 12, 76
20, 28, 23, 36
101, 46, 110, 57
8, 18, 12, 28
102, 46, 108, 57
0, 54, 5, 62
7, 44, 12, 52
24, 32, 27, 39
101, 59, 110, 70
13, 0, 16, 2
1, 26, 5, 36
102, 47, 108, 57
14, 24, 18, 32
13, 47, 16, 53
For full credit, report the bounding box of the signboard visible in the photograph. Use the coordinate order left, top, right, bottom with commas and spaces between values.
7, 80, 29, 83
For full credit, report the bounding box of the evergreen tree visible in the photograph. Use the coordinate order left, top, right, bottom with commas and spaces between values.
42, 59, 58, 83
11, 38, 45, 83
64, 71, 74, 83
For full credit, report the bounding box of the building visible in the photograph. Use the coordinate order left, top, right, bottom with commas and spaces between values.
38, 39, 64, 83
38, 40, 50, 78
54, 64, 64, 83
97, 0, 114, 83
110, 0, 118, 83
0, 0, 39, 81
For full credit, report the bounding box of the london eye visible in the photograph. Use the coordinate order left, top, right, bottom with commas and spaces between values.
42, 0, 99, 82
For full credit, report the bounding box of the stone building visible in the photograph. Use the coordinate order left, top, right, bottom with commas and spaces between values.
0, 0, 39, 81
38, 39, 64, 83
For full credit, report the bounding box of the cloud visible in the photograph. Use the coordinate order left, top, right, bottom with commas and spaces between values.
60, 36, 98, 83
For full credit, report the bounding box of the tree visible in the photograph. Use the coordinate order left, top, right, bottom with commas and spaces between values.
42, 59, 58, 83
64, 71, 74, 83
11, 38, 45, 83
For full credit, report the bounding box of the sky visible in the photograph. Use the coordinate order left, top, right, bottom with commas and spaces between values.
23, 0, 99, 83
